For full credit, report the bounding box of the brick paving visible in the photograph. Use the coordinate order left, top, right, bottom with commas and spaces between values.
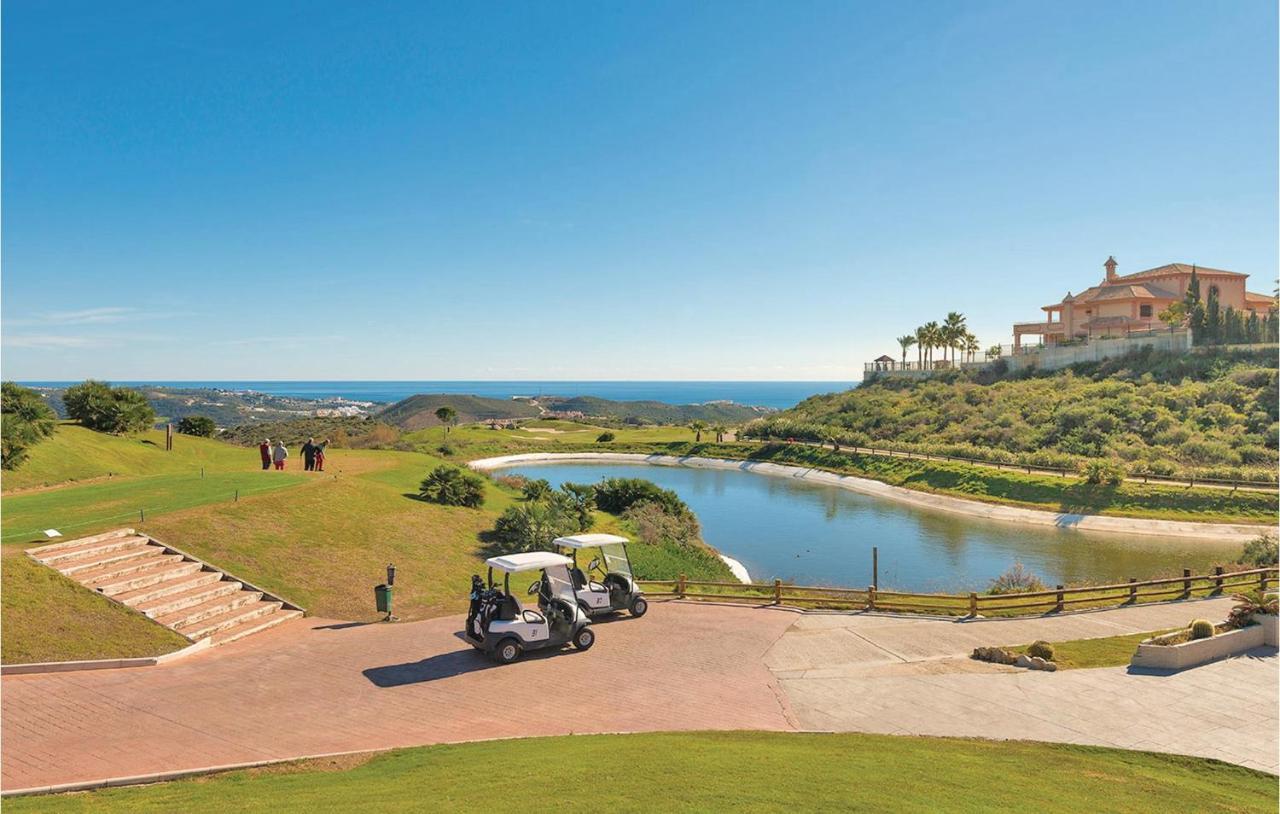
1, 602, 796, 792
4, 597, 1277, 792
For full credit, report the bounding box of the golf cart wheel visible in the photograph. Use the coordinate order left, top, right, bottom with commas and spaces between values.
629, 596, 648, 617
494, 638, 522, 664
572, 627, 595, 651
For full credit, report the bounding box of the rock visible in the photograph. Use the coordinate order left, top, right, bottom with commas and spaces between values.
1030, 656, 1048, 669
1015, 654, 1034, 668
1043, 661, 1058, 672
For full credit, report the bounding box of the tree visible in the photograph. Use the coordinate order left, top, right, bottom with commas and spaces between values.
419, 464, 486, 508
711, 423, 727, 443
1204, 286, 1222, 344
176, 416, 216, 437
434, 406, 458, 437
913, 325, 928, 368
1157, 301, 1187, 333
1184, 265, 1200, 310
521, 478, 552, 501
558, 482, 596, 531
943, 312, 967, 365
1246, 311, 1262, 344
63, 381, 155, 434
964, 332, 980, 363
896, 335, 916, 367
1, 382, 57, 470
920, 321, 941, 369
690, 420, 707, 443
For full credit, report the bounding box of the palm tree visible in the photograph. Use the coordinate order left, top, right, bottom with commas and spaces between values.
690, 420, 707, 443
896, 335, 916, 369
921, 321, 941, 369
914, 325, 928, 368
710, 423, 727, 443
435, 406, 458, 437
964, 332, 980, 363
943, 312, 967, 366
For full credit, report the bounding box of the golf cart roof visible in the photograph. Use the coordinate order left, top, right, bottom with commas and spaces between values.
485, 551, 573, 574
554, 533, 630, 549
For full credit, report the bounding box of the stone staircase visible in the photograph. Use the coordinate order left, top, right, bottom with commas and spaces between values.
27, 529, 303, 647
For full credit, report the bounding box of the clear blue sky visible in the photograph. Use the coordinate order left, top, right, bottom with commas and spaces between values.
3, 1, 1276, 380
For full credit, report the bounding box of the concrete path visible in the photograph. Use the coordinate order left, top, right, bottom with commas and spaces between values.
3, 597, 1276, 793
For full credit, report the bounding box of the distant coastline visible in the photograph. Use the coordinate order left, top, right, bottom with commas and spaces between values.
18, 380, 853, 411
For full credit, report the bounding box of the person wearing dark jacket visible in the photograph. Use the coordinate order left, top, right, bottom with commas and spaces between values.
259, 439, 272, 470
301, 438, 316, 471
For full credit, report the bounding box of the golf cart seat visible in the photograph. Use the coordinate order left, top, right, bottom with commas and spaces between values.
570, 567, 587, 590
497, 594, 520, 621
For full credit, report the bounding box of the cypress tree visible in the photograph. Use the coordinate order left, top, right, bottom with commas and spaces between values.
1204, 286, 1222, 344
1246, 311, 1261, 344
1183, 265, 1201, 309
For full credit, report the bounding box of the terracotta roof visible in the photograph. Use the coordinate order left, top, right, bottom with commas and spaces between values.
1115, 263, 1246, 281
1068, 282, 1179, 304
1244, 291, 1274, 304
1079, 315, 1138, 329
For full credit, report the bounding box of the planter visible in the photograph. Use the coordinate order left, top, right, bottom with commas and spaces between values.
1258, 613, 1278, 647
1130, 625, 1266, 671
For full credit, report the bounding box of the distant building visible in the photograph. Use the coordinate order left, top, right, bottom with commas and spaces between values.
1012, 257, 1274, 350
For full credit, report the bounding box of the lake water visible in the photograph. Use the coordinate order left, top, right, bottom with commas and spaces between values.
20, 381, 849, 410
501, 462, 1239, 592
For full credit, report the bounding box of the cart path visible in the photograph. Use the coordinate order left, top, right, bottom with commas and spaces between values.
1, 602, 796, 793
4, 597, 1277, 793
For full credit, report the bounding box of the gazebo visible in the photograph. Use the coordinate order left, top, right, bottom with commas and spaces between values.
872, 354, 896, 371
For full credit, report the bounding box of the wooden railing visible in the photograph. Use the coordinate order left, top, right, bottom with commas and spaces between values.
638, 566, 1277, 617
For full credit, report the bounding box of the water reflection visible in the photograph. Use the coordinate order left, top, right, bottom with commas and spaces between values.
509, 463, 1240, 592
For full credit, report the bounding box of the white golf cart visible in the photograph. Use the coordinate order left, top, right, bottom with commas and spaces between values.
465, 551, 595, 664
554, 533, 648, 618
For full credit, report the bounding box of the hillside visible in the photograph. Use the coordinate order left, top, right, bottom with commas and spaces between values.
377, 392, 767, 430
29, 385, 375, 427
750, 347, 1279, 482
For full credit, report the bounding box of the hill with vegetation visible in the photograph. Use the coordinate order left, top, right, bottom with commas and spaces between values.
376, 394, 543, 429
217, 416, 402, 448
748, 347, 1279, 483
29, 384, 376, 427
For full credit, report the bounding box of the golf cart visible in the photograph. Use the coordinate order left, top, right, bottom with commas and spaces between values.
465, 551, 595, 664
554, 533, 648, 618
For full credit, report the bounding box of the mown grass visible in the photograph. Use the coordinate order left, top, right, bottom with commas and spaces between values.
7, 732, 1274, 813
1007, 629, 1179, 670
1, 547, 189, 663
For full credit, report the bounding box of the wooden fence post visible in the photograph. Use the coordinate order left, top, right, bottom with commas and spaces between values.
872, 547, 878, 590
139, 508, 145, 523
1261, 571, 1269, 592
1127, 577, 1137, 603
1182, 569, 1192, 599
1213, 566, 1224, 594
677, 573, 687, 599
773, 579, 782, 606
867, 585, 876, 611
968, 592, 977, 617
1054, 585, 1064, 613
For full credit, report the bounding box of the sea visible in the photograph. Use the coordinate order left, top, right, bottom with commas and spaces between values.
20, 381, 853, 410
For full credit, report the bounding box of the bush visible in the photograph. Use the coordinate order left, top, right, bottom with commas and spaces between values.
490, 492, 581, 553
622, 500, 701, 548
1, 382, 57, 470
594, 477, 690, 518
176, 415, 216, 437
436, 442, 456, 457
494, 474, 528, 492
1226, 590, 1278, 629
418, 465, 486, 508
1026, 640, 1055, 660
596, 431, 616, 443
62, 380, 156, 434
986, 563, 1047, 595
558, 482, 595, 531
521, 478, 552, 502
1240, 534, 1278, 567
1079, 459, 1125, 485
1189, 619, 1215, 640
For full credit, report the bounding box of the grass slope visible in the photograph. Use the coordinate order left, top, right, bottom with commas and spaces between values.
1, 548, 188, 663
8, 732, 1274, 813
1008, 629, 1178, 670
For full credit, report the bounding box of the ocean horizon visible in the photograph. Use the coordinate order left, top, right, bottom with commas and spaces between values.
19, 380, 855, 410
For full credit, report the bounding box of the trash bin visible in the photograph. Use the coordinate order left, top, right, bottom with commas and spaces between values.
375, 583, 393, 614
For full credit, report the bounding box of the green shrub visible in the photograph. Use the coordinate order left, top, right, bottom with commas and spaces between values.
1026, 640, 1055, 660
1189, 619, 1215, 640
1079, 460, 1125, 485
594, 477, 691, 518
521, 478, 552, 502
490, 492, 581, 553
622, 500, 701, 548
986, 563, 1046, 595
596, 431, 616, 443
418, 465, 486, 508
1, 382, 57, 470
62, 380, 156, 434
436, 442, 456, 457
1240, 534, 1278, 567
175, 415, 216, 437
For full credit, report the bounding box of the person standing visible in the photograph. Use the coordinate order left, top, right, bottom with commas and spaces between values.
272, 440, 289, 470
314, 438, 329, 472
301, 437, 316, 471
259, 439, 272, 471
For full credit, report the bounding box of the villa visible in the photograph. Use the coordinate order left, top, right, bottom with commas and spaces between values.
1012, 257, 1274, 350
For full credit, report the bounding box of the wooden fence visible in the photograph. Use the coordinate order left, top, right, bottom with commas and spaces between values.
638, 566, 1278, 617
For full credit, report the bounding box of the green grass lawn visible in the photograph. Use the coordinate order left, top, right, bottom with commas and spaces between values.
1007, 629, 1179, 670
1, 547, 189, 663
7, 732, 1274, 813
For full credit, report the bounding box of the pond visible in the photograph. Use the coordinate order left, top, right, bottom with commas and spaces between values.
499, 461, 1242, 592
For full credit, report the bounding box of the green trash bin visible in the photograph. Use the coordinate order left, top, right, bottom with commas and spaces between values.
375, 583, 393, 614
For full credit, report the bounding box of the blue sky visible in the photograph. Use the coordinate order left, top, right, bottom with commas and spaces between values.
3, 1, 1276, 380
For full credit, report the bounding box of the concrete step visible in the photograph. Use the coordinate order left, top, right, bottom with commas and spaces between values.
158, 590, 263, 630
131, 579, 244, 617
26, 528, 136, 556
113, 571, 224, 606
93, 560, 205, 597
75, 552, 181, 586
57, 543, 166, 576
210, 608, 304, 647
32, 535, 150, 566
184, 600, 283, 640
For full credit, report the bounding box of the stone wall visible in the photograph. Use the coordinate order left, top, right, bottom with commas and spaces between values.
1002, 330, 1191, 373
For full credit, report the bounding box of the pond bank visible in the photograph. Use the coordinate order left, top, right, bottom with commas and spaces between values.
469, 453, 1265, 543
